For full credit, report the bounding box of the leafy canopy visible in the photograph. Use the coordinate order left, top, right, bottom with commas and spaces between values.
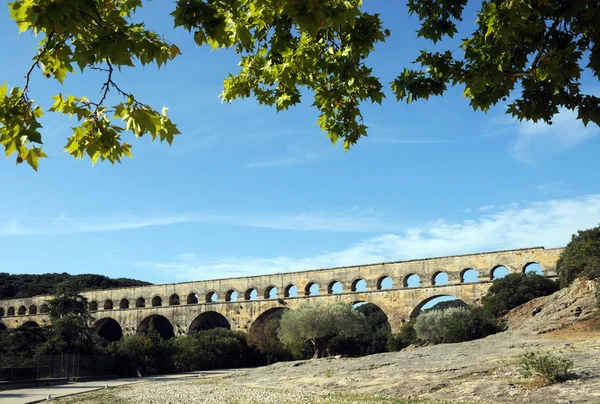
2, 0, 599, 170
556, 224, 600, 287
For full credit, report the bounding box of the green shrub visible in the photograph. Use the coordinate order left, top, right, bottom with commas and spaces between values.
518, 351, 574, 383
482, 273, 559, 317
414, 307, 498, 344
387, 319, 418, 351
557, 225, 600, 287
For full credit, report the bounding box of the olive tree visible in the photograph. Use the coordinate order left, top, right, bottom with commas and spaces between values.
277, 302, 366, 359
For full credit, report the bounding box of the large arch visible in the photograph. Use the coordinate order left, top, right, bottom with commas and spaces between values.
523, 262, 543, 275
410, 295, 468, 319
94, 318, 123, 342
137, 314, 175, 340
188, 311, 231, 334
249, 307, 288, 337
21, 321, 40, 328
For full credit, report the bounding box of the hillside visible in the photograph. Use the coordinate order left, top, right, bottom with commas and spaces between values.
0, 273, 152, 300
59, 278, 600, 404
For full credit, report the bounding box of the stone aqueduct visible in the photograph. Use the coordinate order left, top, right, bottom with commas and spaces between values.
0, 247, 562, 339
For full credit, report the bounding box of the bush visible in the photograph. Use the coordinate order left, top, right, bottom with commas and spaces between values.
387, 319, 417, 351
482, 273, 559, 317
414, 307, 498, 344
557, 225, 600, 287
518, 351, 574, 383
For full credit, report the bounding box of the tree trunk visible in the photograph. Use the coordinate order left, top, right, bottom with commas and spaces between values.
313, 339, 328, 359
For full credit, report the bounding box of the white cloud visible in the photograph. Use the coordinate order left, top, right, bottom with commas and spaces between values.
246, 153, 320, 168
511, 108, 599, 162
136, 194, 600, 281
0, 208, 392, 236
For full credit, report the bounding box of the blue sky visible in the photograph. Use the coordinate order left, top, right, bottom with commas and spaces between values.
1, 2, 599, 285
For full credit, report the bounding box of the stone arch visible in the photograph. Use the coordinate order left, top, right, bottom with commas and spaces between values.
245, 287, 258, 301
249, 307, 288, 341
490, 265, 510, 280
169, 294, 180, 305
460, 268, 479, 283
328, 280, 342, 294
264, 285, 278, 299
135, 297, 146, 308
137, 314, 174, 340
94, 318, 123, 342
40, 304, 49, 314
206, 291, 218, 303
225, 289, 238, 302
0, 323, 6, 331
89, 301, 98, 311
18, 306, 26, 315
152, 296, 162, 307
188, 311, 231, 334
404, 273, 421, 287
351, 278, 367, 292
119, 298, 129, 309
187, 293, 199, 304
304, 281, 320, 296
7, 307, 15, 316
0, 308, 4, 317
29, 305, 37, 315
523, 262, 543, 275
410, 295, 468, 318
21, 321, 40, 327
377, 275, 393, 290
431, 271, 449, 286
104, 300, 113, 310
284, 284, 298, 298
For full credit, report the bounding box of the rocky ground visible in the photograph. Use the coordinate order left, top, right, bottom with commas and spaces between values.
56, 280, 600, 404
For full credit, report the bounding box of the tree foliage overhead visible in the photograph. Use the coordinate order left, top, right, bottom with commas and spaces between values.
556, 224, 600, 287
3, 0, 598, 170
0, 272, 151, 300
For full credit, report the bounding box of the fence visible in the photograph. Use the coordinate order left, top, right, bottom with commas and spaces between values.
0, 354, 116, 381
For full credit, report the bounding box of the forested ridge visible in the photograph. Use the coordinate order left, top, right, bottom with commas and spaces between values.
0, 273, 151, 300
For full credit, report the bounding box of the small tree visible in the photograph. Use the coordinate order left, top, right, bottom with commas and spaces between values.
557, 225, 600, 288
414, 307, 498, 344
40, 280, 98, 354
249, 317, 289, 365
482, 273, 559, 317
278, 302, 366, 358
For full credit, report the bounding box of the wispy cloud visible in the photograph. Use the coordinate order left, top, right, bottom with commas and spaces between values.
134, 194, 600, 281
486, 108, 599, 162
246, 153, 320, 168
0, 207, 393, 237
537, 181, 566, 194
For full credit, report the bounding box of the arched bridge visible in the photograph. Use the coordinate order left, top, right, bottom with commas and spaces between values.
0, 247, 562, 338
